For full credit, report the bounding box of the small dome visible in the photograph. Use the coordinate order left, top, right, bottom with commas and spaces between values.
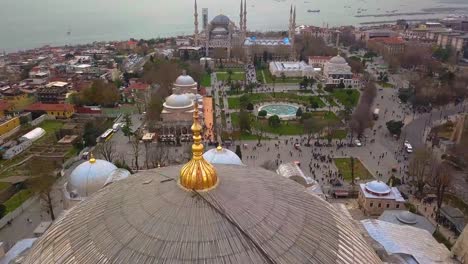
396, 211, 418, 225
329, 55, 347, 64
164, 94, 193, 108
175, 74, 196, 86
68, 159, 118, 198
203, 146, 243, 165
365, 180, 391, 195
211, 14, 230, 25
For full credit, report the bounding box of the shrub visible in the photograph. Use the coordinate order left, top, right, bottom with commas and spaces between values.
258, 110, 267, 117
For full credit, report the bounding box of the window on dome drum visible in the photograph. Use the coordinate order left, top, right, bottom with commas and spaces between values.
396, 204, 400, 209
378, 203, 381, 208
386, 204, 389, 208
370, 202, 373, 207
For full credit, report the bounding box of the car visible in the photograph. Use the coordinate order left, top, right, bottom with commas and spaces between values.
354, 139, 362, 147
406, 146, 413, 153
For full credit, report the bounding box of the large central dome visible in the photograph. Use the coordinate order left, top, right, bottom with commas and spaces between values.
24, 165, 381, 264
211, 14, 230, 26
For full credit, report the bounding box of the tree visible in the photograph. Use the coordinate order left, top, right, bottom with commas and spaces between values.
96, 140, 116, 162
408, 148, 434, 197
431, 162, 453, 219
310, 100, 319, 110
235, 145, 242, 160
83, 121, 102, 147
337, 80, 345, 89
122, 113, 133, 142
296, 107, 303, 117
304, 118, 322, 146
146, 95, 163, 129
238, 111, 251, 133
26, 159, 58, 221
77, 79, 120, 107
386, 120, 404, 136
280, 72, 286, 83
258, 110, 267, 117
0, 204, 6, 219
350, 156, 355, 185
254, 123, 267, 145
239, 94, 251, 109
246, 103, 254, 111
149, 144, 170, 167
268, 115, 281, 128
131, 135, 141, 171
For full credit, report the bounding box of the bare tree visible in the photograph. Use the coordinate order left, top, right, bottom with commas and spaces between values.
131, 135, 141, 171
26, 158, 58, 220
149, 144, 170, 167
96, 140, 116, 162
304, 118, 323, 146
408, 148, 435, 197
431, 162, 453, 219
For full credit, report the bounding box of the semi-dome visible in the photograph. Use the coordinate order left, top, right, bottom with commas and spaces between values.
164, 94, 193, 108
396, 211, 418, 225
24, 165, 381, 264
203, 146, 243, 165
67, 158, 118, 198
329, 55, 347, 64
212, 26, 228, 34
175, 74, 196, 86
211, 14, 230, 25
365, 180, 392, 195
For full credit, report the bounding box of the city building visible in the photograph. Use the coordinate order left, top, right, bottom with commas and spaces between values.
243, 37, 292, 60
62, 154, 130, 209
437, 32, 468, 53
160, 73, 203, 133
362, 219, 455, 263
378, 210, 435, 234
308, 56, 333, 68
0, 100, 13, 118
22, 110, 382, 264
25, 103, 75, 119
323, 55, 360, 87
0, 116, 20, 137
358, 180, 405, 216
269, 61, 314, 78
1, 88, 29, 110
358, 29, 397, 41
36, 86, 68, 104
367, 37, 406, 56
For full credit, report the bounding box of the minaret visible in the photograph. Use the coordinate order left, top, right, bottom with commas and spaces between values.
243, 0, 247, 33
180, 102, 218, 191
240, 0, 244, 34
289, 5, 293, 40
194, 0, 199, 46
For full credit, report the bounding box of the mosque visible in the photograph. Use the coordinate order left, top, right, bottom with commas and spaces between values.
21, 105, 385, 264
193, 0, 297, 60
159, 72, 204, 138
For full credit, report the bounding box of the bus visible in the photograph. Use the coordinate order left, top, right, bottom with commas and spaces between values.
99, 129, 114, 142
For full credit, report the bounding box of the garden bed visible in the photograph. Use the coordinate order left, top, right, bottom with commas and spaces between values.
334, 158, 373, 182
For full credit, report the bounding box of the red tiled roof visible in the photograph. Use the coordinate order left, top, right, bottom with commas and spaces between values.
128, 82, 150, 90
25, 103, 74, 112
0, 100, 12, 111
369, 37, 405, 45
76, 106, 102, 114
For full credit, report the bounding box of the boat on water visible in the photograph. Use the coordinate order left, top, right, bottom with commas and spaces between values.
307, 9, 320, 13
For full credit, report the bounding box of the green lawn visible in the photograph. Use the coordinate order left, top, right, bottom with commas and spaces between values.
227, 93, 325, 109
378, 82, 394, 88
231, 111, 342, 136
216, 72, 245, 81
4, 189, 33, 213
260, 69, 304, 84
102, 105, 137, 116
331, 89, 360, 107
201, 73, 211, 87
334, 158, 373, 182
0, 182, 11, 192
40, 120, 63, 134
331, 129, 347, 139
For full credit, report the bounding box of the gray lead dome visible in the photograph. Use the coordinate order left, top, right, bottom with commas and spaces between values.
24, 165, 381, 264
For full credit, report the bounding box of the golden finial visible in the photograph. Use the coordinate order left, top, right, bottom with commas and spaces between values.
180, 102, 218, 191
216, 145, 223, 151
89, 153, 96, 164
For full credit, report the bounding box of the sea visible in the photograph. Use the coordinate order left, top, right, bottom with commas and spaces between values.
0, 0, 467, 53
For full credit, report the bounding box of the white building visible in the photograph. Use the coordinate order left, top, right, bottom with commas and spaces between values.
269, 61, 314, 78
323, 55, 360, 87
